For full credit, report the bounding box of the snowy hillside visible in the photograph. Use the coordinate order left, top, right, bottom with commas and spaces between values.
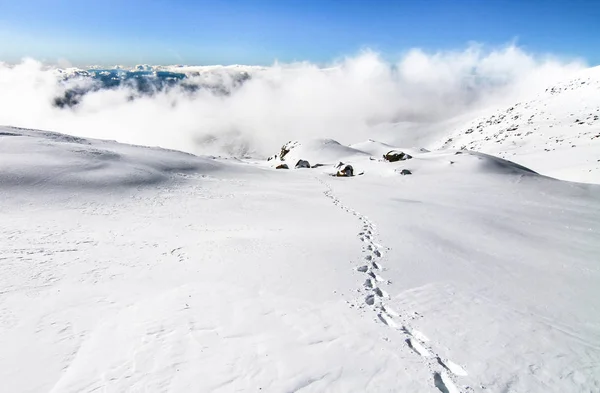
2, 127, 599, 392
0, 127, 231, 189
433, 66, 600, 183
267, 139, 370, 166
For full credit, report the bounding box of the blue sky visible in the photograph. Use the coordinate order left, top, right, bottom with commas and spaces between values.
0, 0, 598, 66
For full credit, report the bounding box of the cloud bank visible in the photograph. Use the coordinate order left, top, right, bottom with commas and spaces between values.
0, 45, 586, 156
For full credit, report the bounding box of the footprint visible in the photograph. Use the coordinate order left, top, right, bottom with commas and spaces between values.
406, 338, 431, 357
373, 250, 381, 257
356, 265, 369, 273
368, 271, 386, 282
437, 357, 468, 376
373, 287, 389, 298
366, 245, 373, 251
365, 294, 376, 306
371, 261, 382, 270
365, 255, 373, 261
381, 305, 399, 317
404, 327, 429, 343
378, 313, 399, 328
364, 278, 374, 288
433, 371, 460, 393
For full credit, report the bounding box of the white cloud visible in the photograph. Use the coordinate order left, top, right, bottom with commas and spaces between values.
0, 44, 586, 156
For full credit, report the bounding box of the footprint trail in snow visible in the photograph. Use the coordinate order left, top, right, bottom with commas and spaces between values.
318, 176, 473, 393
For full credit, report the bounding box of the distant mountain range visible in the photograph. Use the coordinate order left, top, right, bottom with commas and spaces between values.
53, 65, 262, 107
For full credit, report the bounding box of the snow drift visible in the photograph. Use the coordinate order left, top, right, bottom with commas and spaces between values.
0, 126, 225, 190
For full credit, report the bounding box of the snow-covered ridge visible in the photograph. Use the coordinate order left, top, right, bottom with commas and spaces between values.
268, 139, 370, 166
0, 126, 238, 189
434, 66, 600, 183
265, 137, 540, 180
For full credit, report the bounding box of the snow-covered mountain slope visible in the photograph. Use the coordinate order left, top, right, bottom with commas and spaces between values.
269, 139, 370, 166
431, 66, 600, 183
350, 139, 430, 157
1, 130, 600, 393
0, 127, 235, 189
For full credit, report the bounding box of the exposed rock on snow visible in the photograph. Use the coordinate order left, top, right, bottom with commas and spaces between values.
399, 169, 412, 175
295, 159, 310, 169
336, 164, 354, 177
279, 140, 300, 161
267, 138, 541, 180
275, 163, 289, 169
384, 150, 413, 162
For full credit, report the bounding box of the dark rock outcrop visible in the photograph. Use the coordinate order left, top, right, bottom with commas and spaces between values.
279, 140, 300, 161
383, 150, 412, 162
295, 160, 310, 169
336, 164, 354, 177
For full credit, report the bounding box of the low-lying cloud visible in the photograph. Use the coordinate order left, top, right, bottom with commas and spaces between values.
0, 44, 586, 156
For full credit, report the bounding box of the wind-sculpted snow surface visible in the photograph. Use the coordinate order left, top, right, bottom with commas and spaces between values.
0, 127, 229, 189
319, 178, 466, 393
1, 130, 600, 392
